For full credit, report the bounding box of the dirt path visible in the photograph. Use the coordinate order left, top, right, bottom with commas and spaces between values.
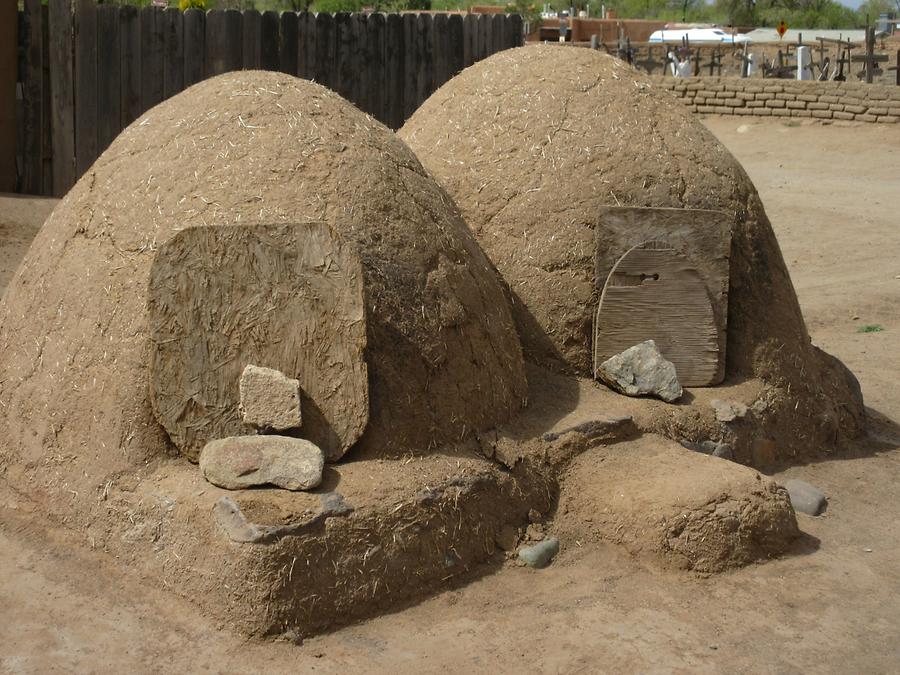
2, 118, 899, 674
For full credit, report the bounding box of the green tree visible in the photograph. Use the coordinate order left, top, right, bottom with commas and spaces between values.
715, 0, 757, 26
856, 0, 897, 23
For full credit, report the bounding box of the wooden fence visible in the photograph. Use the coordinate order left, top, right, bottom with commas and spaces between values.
16, 5, 523, 196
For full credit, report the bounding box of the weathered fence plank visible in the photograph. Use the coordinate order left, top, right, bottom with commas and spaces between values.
463, 14, 477, 68
350, 13, 366, 108
315, 12, 335, 89
141, 7, 165, 114
206, 9, 242, 77
0, 4, 15, 192
491, 14, 506, 55
509, 14, 523, 47
74, 0, 98, 177
21, 0, 43, 194
478, 13, 492, 62
41, 5, 52, 194
163, 8, 184, 99
297, 12, 316, 80
16, 9, 528, 194
183, 9, 205, 87
447, 14, 464, 80
120, 5, 142, 127
432, 13, 449, 90
416, 14, 433, 110
260, 10, 279, 71
48, 0, 76, 196
335, 13, 350, 97
385, 12, 403, 129
366, 12, 386, 122
97, 5, 121, 154
242, 10, 261, 70
280, 10, 298, 75
402, 13, 417, 120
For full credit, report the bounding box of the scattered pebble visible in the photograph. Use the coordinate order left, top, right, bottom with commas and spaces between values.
518, 537, 560, 569
711, 399, 749, 423
784, 479, 827, 516
680, 439, 733, 461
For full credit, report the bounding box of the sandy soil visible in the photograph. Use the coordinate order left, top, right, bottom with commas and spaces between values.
2, 117, 899, 673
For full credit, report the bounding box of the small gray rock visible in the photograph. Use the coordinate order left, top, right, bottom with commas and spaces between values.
596, 340, 683, 403
712, 443, 734, 460
213, 492, 353, 544
518, 537, 560, 568
681, 439, 733, 460
200, 435, 324, 491
239, 365, 302, 431
213, 495, 265, 543
785, 479, 827, 516
711, 399, 749, 423
681, 439, 718, 454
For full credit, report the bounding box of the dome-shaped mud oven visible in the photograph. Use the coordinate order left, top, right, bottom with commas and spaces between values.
0, 71, 526, 478
401, 45, 866, 464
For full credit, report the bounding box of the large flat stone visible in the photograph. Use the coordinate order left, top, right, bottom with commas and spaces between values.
199, 435, 324, 491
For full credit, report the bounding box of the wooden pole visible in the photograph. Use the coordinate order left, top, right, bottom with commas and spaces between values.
866, 26, 874, 84
0, 0, 17, 191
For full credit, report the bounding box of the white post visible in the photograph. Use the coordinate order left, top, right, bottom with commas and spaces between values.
797, 46, 812, 80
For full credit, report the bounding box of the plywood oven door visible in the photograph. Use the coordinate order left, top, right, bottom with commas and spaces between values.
592, 240, 720, 388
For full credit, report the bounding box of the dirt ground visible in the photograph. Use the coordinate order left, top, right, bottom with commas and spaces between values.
2, 117, 899, 673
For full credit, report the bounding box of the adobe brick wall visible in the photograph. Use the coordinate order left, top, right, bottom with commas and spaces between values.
651, 76, 900, 123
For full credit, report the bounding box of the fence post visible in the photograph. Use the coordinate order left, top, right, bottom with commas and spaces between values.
3, 2, 21, 191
